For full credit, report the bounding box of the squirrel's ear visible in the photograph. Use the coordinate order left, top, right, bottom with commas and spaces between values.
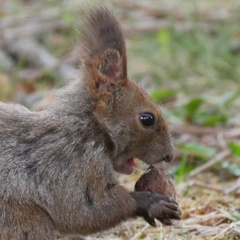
79, 6, 127, 101
83, 49, 124, 110
82, 48, 125, 100
97, 49, 123, 84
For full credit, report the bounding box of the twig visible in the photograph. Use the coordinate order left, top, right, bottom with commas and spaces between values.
0, 7, 62, 30
170, 125, 226, 136
171, 125, 240, 140
178, 223, 219, 233
189, 150, 230, 178
114, 0, 183, 20
224, 128, 240, 138
216, 131, 227, 149
0, 21, 67, 41
130, 224, 149, 240
211, 221, 240, 240
184, 211, 225, 225
122, 20, 170, 37
189, 181, 223, 193
224, 177, 240, 194
159, 223, 163, 240
113, 0, 237, 22
122, 21, 218, 37
4, 38, 57, 68
3, 38, 77, 84
17, 69, 47, 83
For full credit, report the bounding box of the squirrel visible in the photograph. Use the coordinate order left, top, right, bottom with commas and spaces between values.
0, 6, 181, 240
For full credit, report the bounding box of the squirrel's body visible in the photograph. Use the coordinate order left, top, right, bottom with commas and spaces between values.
0, 7, 181, 239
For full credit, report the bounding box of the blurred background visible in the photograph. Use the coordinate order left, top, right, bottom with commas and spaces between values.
0, 0, 239, 239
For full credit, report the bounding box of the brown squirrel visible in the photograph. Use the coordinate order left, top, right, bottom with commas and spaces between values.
0, 6, 181, 239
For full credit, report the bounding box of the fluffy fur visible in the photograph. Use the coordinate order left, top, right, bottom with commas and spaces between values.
0, 6, 180, 239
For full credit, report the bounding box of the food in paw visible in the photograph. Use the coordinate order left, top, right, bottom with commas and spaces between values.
134, 165, 176, 200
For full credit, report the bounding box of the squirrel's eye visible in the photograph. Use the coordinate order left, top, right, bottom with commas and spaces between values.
140, 113, 154, 127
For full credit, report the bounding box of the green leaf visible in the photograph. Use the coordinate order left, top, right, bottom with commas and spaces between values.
201, 114, 227, 126
178, 142, 216, 158
184, 98, 204, 122
151, 90, 176, 103
174, 154, 194, 183
229, 142, 240, 157
230, 212, 240, 221
177, 154, 187, 180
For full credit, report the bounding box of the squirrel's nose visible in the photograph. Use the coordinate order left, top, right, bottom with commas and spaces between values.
167, 141, 175, 162
162, 155, 172, 162
162, 150, 175, 163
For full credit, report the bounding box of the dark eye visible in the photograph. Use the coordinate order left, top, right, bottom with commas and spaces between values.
140, 113, 155, 127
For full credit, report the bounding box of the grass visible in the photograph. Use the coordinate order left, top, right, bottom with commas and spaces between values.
127, 22, 240, 94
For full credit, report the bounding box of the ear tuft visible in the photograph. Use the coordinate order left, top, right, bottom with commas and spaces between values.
79, 6, 127, 106
79, 6, 127, 79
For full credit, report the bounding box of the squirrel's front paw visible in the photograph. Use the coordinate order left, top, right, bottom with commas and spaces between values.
131, 191, 181, 226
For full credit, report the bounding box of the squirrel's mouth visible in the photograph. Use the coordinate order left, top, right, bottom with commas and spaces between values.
126, 157, 136, 174
113, 156, 136, 175
113, 153, 172, 175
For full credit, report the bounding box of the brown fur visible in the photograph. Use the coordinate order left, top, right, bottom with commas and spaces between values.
0, 6, 181, 239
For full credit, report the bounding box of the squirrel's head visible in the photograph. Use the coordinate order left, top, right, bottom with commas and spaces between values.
80, 6, 174, 174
